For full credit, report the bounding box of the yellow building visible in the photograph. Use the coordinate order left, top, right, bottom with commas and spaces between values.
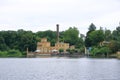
27, 24, 75, 57
37, 38, 51, 53
36, 38, 70, 54
55, 42, 69, 52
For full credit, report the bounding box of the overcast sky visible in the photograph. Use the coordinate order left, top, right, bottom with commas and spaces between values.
0, 0, 120, 35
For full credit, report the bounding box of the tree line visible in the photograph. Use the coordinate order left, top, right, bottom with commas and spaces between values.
85, 23, 120, 57
0, 23, 120, 57
0, 27, 84, 57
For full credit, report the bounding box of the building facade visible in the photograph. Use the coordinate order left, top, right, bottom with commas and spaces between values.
36, 38, 70, 54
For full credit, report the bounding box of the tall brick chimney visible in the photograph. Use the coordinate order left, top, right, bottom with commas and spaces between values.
56, 24, 59, 43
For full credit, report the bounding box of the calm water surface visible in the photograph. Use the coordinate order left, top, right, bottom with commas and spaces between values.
0, 57, 120, 80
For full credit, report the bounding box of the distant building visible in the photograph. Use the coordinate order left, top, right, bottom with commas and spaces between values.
99, 41, 110, 46
27, 24, 75, 57
36, 38, 70, 54
37, 38, 51, 54
69, 45, 75, 50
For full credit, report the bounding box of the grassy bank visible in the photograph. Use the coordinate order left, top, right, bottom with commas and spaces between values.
0, 50, 26, 58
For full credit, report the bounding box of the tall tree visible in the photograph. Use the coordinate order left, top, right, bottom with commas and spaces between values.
88, 23, 96, 32
85, 23, 96, 47
112, 26, 120, 41
104, 29, 112, 41
85, 30, 104, 47
0, 36, 8, 51
63, 27, 79, 45
116, 26, 120, 31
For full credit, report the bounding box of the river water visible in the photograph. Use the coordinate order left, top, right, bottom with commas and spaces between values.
0, 57, 120, 80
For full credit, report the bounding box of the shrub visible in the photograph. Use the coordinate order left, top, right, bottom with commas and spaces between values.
59, 48, 64, 53
108, 40, 120, 53
0, 51, 7, 57
91, 47, 111, 57
7, 49, 22, 57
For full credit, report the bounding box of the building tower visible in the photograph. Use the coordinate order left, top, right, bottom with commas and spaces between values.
56, 24, 59, 43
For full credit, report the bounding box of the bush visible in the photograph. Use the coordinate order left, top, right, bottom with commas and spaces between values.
59, 48, 64, 53
91, 47, 111, 57
21, 51, 27, 57
0, 51, 7, 57
0, 50, 22, 57
7, 49, 22, 57
108, 40, 120, 53
66, 49, 76, 54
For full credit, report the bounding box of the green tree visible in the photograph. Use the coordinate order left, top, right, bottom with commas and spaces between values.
112, 26, 120, 41
116, 26, 120, 31
86, 30, 104, 47
88, 23, 96, 32
0, 51, 7, 57
91, 47, 111, 57
63, 27, 79, 45
0, 36, 9, 51
104, 29, 112, 41
108, 40, 120, 53
7, 49, 22, 57
75, 38, 84, 48
17, 30, 36, 52
59, 48, 64, 53
112, 30, 118, 40
85, 23, 96, 47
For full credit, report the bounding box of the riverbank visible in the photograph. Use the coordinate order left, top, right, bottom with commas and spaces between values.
1, 51, 120, 59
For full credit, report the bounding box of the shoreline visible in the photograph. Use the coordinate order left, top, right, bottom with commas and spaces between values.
0, 55, 120, 59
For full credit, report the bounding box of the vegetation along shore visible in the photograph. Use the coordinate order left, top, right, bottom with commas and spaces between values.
0, 23, 120, 58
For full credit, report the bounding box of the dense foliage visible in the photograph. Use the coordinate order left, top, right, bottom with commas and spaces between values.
0, 49, 22, 57
85, 23, 120, 57
0, 29, 36, 52
0, 23, 120, 57
0, 27, 84, 57
90, 47, 111, 57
